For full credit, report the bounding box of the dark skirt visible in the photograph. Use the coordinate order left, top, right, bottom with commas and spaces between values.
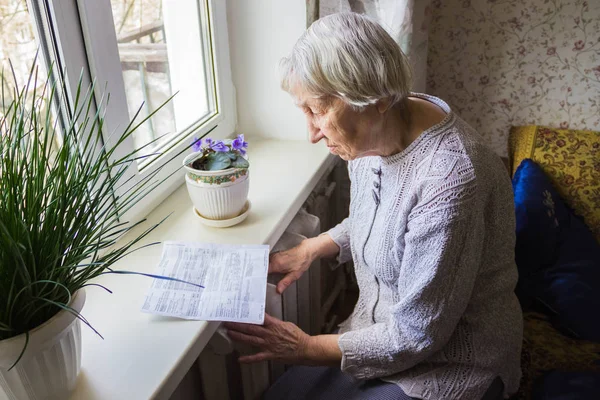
263, 366, 415, 400
263, 366, 505, 400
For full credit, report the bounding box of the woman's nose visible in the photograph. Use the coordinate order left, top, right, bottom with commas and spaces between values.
309, 130, 325, 144
308, 125, 324, 144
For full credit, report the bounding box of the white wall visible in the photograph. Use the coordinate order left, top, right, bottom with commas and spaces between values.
226, 0, 308, 141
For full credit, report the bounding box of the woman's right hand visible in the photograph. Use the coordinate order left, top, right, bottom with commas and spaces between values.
270, 241, 315, 294
270, 234, 341, 294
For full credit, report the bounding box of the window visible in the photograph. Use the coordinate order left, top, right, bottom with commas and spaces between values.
0, 1, 49, 121
0, 1, 62, 151
0, 0, 39, 96
81, 0, 235, 221
109, 0, 217, 158
2, 0, 235, 222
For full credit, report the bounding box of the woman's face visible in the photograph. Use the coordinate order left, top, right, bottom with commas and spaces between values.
290, 82, 383, 161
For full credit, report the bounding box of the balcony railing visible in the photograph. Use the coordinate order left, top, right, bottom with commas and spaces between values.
117, 20, 170, 141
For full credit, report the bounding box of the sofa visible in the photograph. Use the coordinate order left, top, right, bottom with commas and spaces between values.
507, 126, 600, 399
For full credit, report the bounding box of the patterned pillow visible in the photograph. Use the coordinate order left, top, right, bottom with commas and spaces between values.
513, 159, 600, 341
511, 312, 600, 400
509, 126, 600, 244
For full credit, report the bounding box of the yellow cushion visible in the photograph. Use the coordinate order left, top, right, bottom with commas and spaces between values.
509, 126, 600, 243
512, 312, 600, 400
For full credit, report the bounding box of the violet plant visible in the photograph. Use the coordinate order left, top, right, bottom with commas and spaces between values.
190, 134, 249, 171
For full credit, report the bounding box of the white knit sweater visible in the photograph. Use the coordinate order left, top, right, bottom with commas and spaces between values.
326, 94, 522, 400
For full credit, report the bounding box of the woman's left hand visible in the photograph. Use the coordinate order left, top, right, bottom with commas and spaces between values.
225, 314, 310, 364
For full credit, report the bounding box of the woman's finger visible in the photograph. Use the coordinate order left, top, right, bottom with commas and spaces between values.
239, 352, 273, 364
276, 271, 300, 294
262, 313, 278, 326
268, 252, 289, 274
227, 330, 266, 347
225, 321, 269, 336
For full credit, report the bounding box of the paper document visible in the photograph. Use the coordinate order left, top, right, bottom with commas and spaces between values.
141, 241, 269, 324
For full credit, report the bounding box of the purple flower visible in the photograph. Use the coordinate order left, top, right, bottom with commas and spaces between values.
205, 138, 214, 147
211, 140, 229, 152
191, 137, 203, 152
231, 134, 249, 154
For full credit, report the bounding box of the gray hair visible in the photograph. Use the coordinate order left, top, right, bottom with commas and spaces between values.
280, 12, 412, 110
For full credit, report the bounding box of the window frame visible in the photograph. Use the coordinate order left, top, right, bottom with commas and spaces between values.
41, 0, 237, 223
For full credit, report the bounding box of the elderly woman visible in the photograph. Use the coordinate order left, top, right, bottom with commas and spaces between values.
225, 12, 522, 400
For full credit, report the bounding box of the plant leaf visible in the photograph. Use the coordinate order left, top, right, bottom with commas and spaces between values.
204, 152, 231, 171
231, 156, 249, 169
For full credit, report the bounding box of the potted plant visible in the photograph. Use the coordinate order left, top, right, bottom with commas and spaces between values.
183, 135, 250, 224
0, 66, 175, 399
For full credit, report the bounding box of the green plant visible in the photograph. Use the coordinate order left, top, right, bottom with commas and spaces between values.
0, 62, 187, 367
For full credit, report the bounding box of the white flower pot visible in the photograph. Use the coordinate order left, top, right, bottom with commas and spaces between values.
183, 152, 250, 220
0, 289, 86, 400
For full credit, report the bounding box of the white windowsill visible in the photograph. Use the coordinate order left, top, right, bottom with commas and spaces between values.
69, 139, 336, 400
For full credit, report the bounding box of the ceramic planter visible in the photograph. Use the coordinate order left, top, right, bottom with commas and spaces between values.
183, 152, 250, 220
0, 289, 86, 400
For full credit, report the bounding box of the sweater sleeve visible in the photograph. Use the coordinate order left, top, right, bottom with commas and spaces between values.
324, 160, 354, 265
337, 179, 483, 380
325, 217, 352, 265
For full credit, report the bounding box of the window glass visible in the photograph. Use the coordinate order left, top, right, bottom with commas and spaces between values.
0, 0, 58, 149
110, 0, 216, 154
0, 0, 43, 105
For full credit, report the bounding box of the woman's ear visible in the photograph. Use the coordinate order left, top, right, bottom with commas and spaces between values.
376, 98, 393, 114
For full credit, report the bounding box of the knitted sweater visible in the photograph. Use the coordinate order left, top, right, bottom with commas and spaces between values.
326, 94, 522, 400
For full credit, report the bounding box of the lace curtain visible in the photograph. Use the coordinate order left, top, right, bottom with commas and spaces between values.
307, 0, 430, 92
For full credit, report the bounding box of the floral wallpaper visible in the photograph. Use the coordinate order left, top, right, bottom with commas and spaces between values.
427, 0, 600, 156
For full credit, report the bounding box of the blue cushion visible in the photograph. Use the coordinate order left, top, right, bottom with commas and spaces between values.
513, 159, 600, 341
513, 159, 569, 273
532, 371, 600, 400
536, 261, 600, 340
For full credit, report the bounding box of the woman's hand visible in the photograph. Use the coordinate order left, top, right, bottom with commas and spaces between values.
226, 314, 343, 365
270, 242, 314, 294
270, 235, 340, 293
225, 314, 310, 364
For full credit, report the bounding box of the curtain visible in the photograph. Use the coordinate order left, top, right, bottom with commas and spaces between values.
312, 0, 430, 92
306, 0, 320, 27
